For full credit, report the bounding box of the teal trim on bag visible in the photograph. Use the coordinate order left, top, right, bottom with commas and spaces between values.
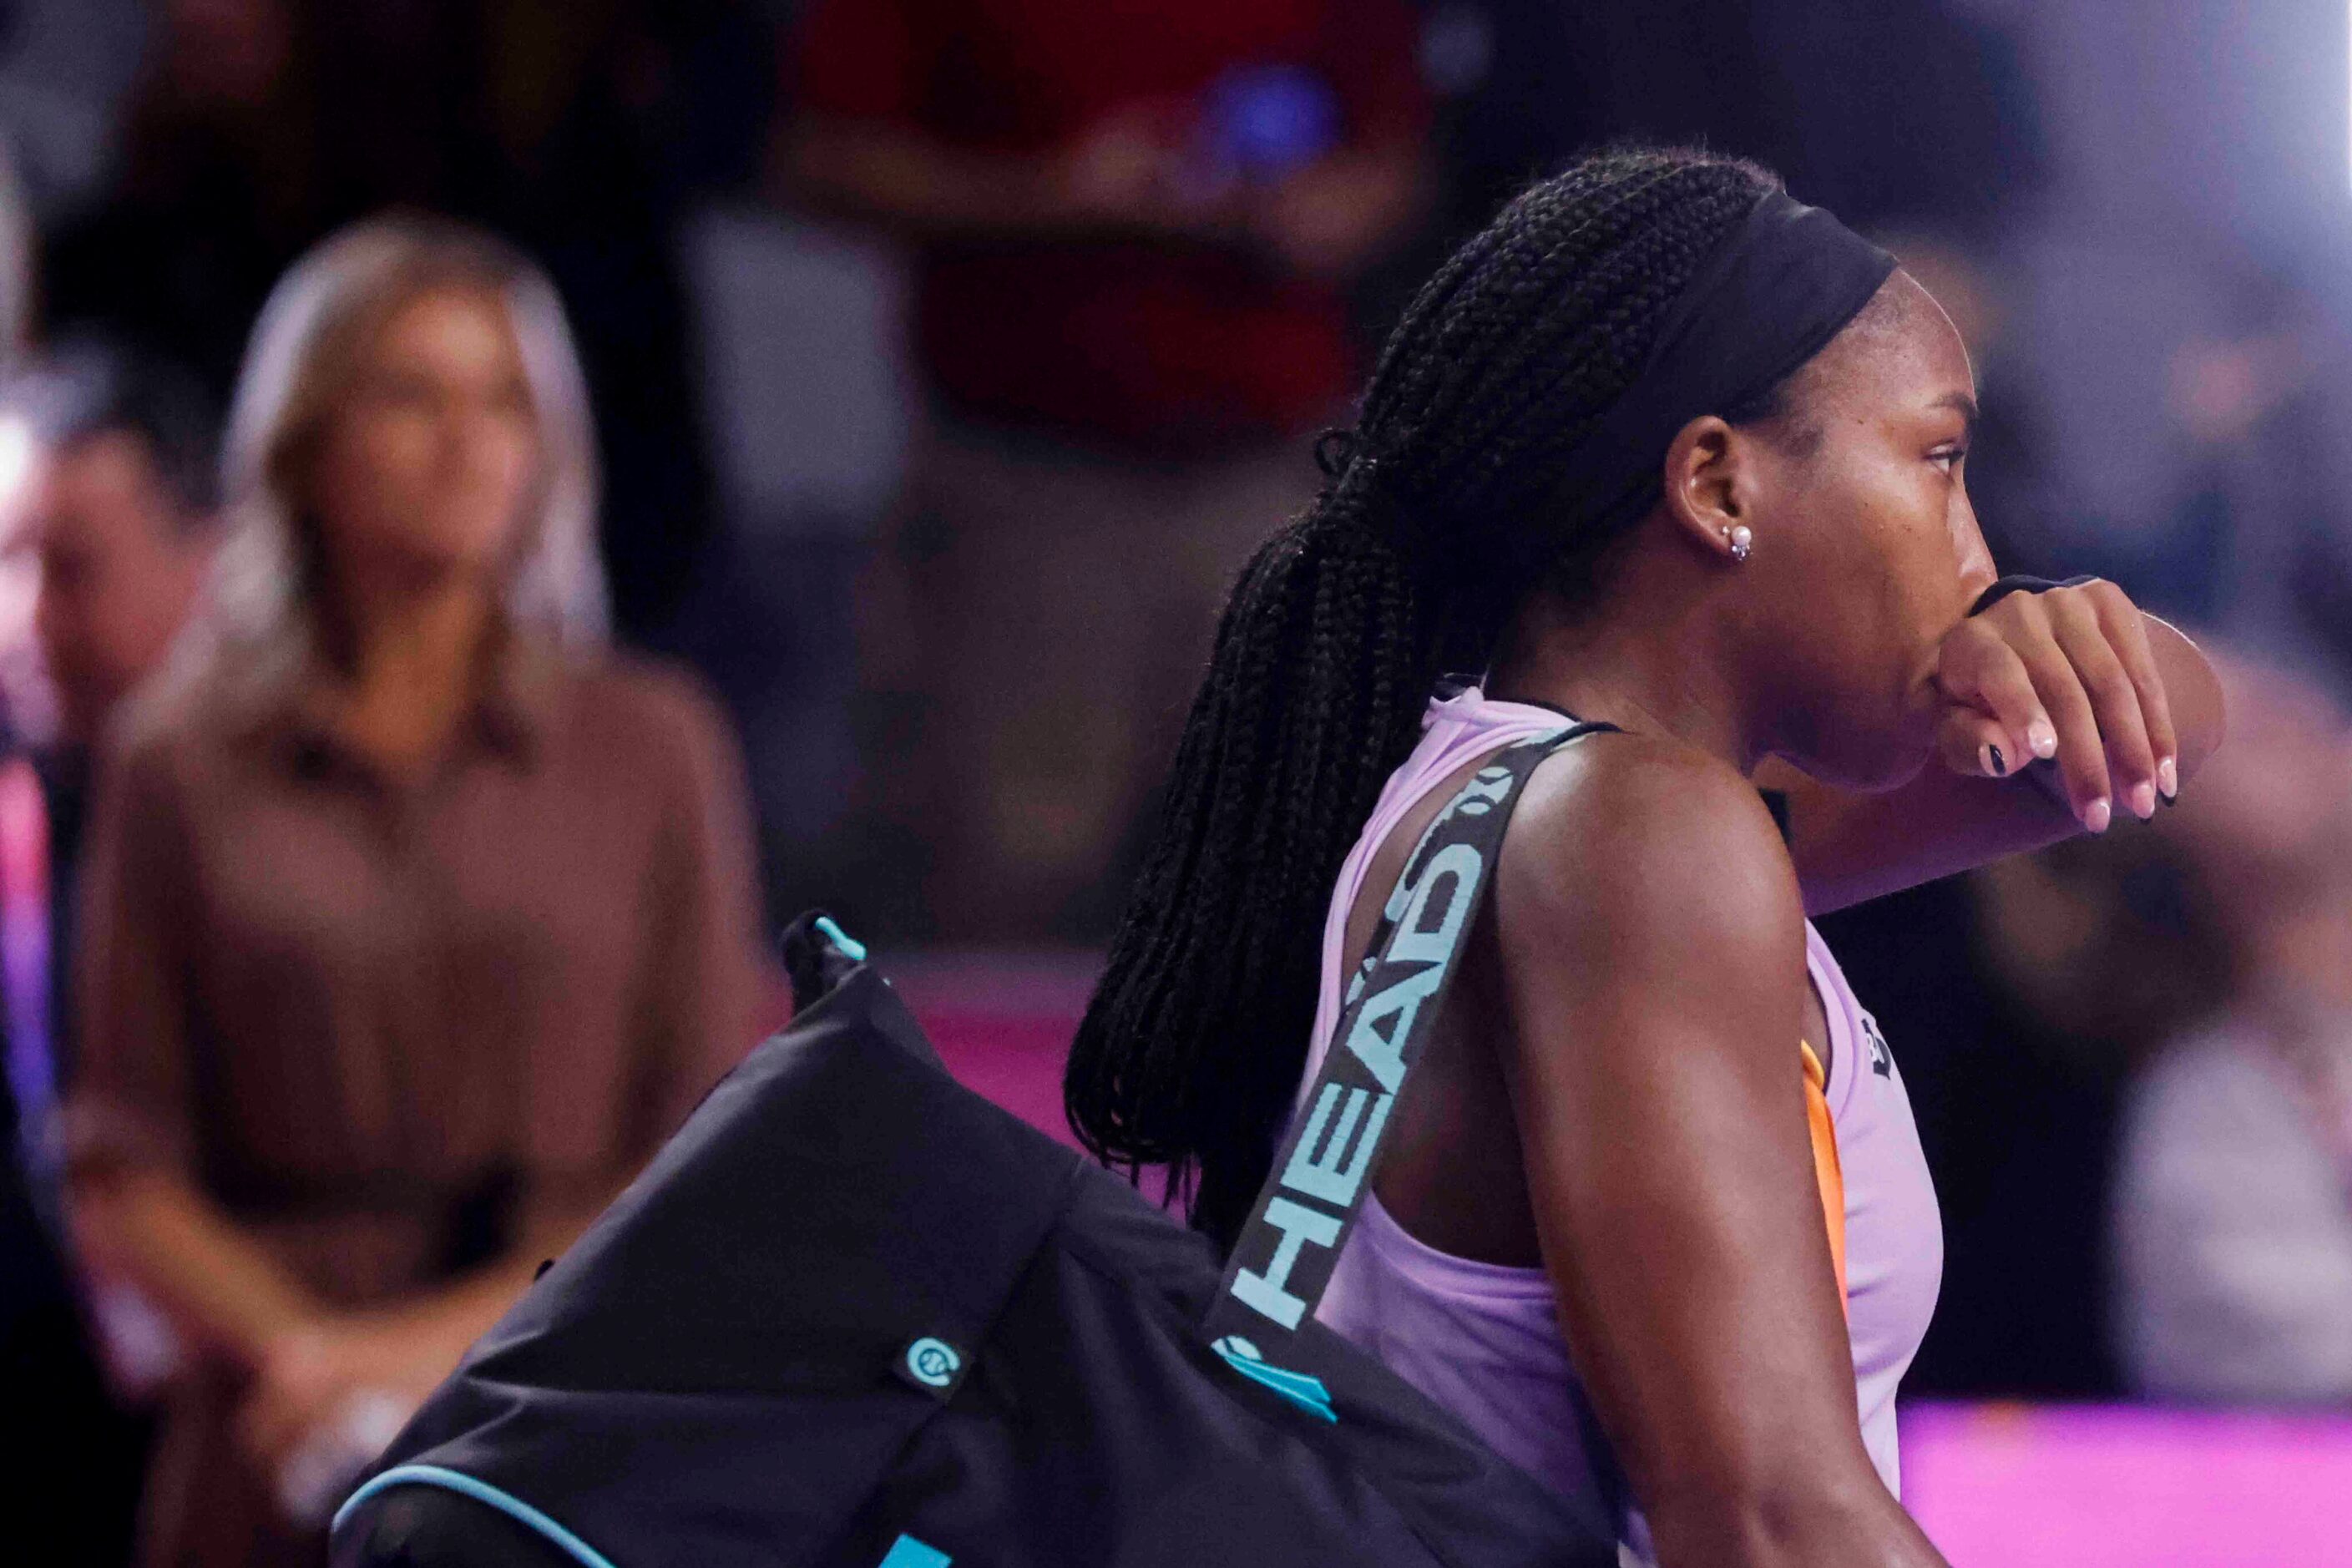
878, 1535, 953, 1567
332, 1464, 620, 1568
1211, 1335, 1337, 1423
816, 916, 868, 961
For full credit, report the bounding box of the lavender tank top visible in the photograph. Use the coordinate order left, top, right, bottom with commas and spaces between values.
1300, 688, 1943, 1558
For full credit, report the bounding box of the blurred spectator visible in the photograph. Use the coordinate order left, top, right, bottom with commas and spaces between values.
0, 337, 222, 1307
0, 149, 158, 1568
62, 217, 765, 1566
1, 340, 220, 737
783, 0, 1429, 938
43, 0, 781, 649
2113, 656, 2352, 1404
0, 339, 223, 1050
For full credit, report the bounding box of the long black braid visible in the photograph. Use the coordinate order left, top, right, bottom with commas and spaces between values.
1065, 147, 1792, 1247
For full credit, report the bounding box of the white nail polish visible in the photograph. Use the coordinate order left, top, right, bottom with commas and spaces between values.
2085, 797, 2111, 833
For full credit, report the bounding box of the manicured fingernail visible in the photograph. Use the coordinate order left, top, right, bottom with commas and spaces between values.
2157, 757, 2178, 799
2029, 721, 2058, 759
1982, 743, 2008, 777
2084, 797, 2112, 833
2130, 781, 2157, 820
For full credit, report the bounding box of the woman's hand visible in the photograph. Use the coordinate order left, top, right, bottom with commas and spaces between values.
237, 1315, 443, 1474
1765, 584, 2220, 914
1930, 578, 2179, 832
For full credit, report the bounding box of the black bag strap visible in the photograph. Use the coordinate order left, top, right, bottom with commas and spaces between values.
1205, 722, 1613, 1352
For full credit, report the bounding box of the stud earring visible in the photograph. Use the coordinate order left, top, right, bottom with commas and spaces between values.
1724, 524, 1753, 563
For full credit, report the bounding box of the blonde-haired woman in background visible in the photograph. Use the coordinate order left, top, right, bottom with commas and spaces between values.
63, 216, 766, 1567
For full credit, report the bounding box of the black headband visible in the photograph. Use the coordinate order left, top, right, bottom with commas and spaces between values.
1535, 188, 1896, 545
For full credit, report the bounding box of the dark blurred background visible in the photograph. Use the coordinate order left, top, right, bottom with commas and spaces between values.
7, 1, 2352, 1561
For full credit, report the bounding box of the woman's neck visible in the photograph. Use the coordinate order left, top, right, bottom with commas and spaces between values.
322, 559, 498, 772
1486, 569, 1770, 776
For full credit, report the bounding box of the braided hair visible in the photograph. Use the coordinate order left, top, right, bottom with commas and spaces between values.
1065, 146, 1793, 1247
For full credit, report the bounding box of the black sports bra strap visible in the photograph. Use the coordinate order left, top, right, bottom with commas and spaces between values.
1502, 695, 1587, 725
1205, 721, 1616, 1350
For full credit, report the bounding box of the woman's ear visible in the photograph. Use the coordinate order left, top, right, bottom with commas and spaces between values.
1659, 414, 1756, 564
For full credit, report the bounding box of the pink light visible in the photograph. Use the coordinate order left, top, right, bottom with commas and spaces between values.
1904, 1402, 2352, 1565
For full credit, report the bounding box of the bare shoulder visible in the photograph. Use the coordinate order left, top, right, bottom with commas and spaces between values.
1496, 731, 1807, 979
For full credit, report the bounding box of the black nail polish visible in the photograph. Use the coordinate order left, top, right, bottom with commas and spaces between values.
1987, 744, 2007, 777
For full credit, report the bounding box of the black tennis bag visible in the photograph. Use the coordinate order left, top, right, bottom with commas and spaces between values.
331, 730, 1619, 1568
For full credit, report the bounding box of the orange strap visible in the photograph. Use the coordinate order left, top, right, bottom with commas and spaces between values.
1800, 1041, 1849, 1314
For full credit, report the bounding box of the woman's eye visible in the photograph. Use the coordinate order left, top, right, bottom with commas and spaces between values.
1930, 445, 1967, 473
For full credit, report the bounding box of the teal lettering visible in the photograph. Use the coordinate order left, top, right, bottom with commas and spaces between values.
1281, 1082, 1394, 1207
1445, 765, 1515, 818
1387, 842, 1481, 967
1341, 963, 1441, 1092
1230, 1196, 1343, 1330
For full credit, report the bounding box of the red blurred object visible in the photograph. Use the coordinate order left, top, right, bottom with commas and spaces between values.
791, 0, 1426, 448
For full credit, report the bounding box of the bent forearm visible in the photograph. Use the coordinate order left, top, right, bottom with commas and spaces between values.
71, 1171, 320, 1364
1776, 614, 2223, 914
1649, 1474, 1948, 1568
362, 1189, 612, 1367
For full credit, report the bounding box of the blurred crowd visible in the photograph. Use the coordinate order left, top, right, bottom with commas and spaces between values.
1, 0, 2350, 1562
